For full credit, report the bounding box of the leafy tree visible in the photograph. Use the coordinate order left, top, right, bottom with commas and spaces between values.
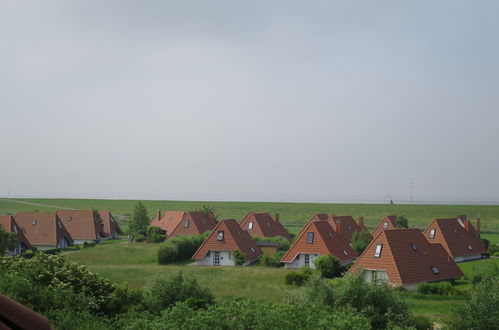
0, 224, 17, 254
233, 249, 246, 265
351, 229, 372, 255
450, 274, 499, 330
92, 208, 103, 228
314, 254, 343, 278
482, 238, 490, 249
143, 272, 214, 314
396, 215, 409, 228
199, 205, 218, 223
128, 202, 150, 239
147, 226, 166, 243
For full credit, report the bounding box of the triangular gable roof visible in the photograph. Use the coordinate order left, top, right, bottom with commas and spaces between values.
310, 213, 329, 221
423, 218, 487, 258
0, 214, 31, 250
192, 219, 262, 261
371, 215, 398, 238
14, 212, 73, 246
349, 229, 463, 285
151, 211, 214, 238
186, 211, 216, 235
56, 210, 100, 241
281, 220, 357, 263
150, 211, 186, 235
329, 215, 362, 242
98, 210, 123, 237
240, 212, 291, 241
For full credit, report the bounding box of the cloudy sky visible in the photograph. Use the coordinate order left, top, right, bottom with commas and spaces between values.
1, 1, 498, 203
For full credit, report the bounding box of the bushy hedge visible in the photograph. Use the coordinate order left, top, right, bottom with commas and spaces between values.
146, 226, 166, 243
313, 255, 344, 278
417, 281, 453, 295
252, 235, 290, 251
157, 234, 207, 264
285, 266, 313, 286
469, 260, 499, 286
262, 250, 286, 267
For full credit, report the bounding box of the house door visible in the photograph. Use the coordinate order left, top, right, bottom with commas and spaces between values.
214, 251, 221, 266
304, 254, 310, 266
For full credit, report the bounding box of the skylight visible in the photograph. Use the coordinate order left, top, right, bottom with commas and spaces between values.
32, 220, 37, 225
411, 243, 417, 251
217, 230, 224, 241
429, 229, 436, 239
431, 266, 440, 274
67, 216, 72, 222
343, 250, 348, 255
248, 222, 253, 230
307, 232, 314, 244
467, 244, 473, 251
250, 247, 255, 253
328, 232, 333, 239
374, 244, 382, 258
383, 222, 388, 230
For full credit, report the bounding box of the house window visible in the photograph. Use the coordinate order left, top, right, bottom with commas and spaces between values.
67, 216, 72, 222
184, 220, 189, 228
250, 247, 255, 253
328, 232, 333, 239
383, 222, 388, 230
431, 266, 440, 274
217, 231, 224, 241
429, 229, 436, 239
307, 232, 314, 244
304, 254, 310, 266
453, 228, 458, 234
349, 242, 352, 247
343, 250, 348, 256
411, 243, 417, 251
374, 244, 382, 258
248, 222, 253, 230
32, 220, 37, 225
467, 244, 473, 251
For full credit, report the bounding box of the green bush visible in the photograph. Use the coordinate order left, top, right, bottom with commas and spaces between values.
134, 234, 146, 242
493, 252, 499, 257
233, 249, 246, 266
488, 244, 499, 254
417, 281, 453, 295
43, 248, 62, 255
412, 315, 433, 330
313, 254, 343, 278
262, 251, 286, 267
157, 242, 179, 264
143, 272, 214, 314
285, 267, 312, 286
146, 226, 166, 243
156, 234, 207, 264
470, 260, 499, 286
351, 229, 373, 255
253, 235, 291, 251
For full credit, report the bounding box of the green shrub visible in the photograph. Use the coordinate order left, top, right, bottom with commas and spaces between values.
285, 267, 312, 286
470, 260, 499, 286
262, 250, 286, 267
417, 281, 453, 295
134, 234, 146, 242
412, 315, 432, 330
143, 272, 214, 314
233, 249, 246, 266
146, 226, 166, 243
157, 242, 179, 264
493, 252, 499, 257
313, 255, 343, 278
43, 248, 62, 255
351, 229, 373, 255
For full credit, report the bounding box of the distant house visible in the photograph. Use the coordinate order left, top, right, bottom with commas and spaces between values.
240, 212, 292, 241
348, 228, 463, 290
310, 213, 329, 221
0, 214, 31, 255
192, 219, 262, 266
371, 215, 398, 238
281, 220, 357, 268
99, 210, 123, 238
56, 210, 102, 244
15, 212, 73, 250
329, 215, 365, 243
0, 294, 53, 330
423, 216, 487, 262
150, 210, 215, 239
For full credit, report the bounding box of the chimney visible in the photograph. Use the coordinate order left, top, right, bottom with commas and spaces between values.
275, 211, 280, 224
358, 215, 364, 228
464, 218, 470, 232
335, 219, 341, 233
156, 209, 161, 220
208, 211, 215, 224
477, 213, 481, 235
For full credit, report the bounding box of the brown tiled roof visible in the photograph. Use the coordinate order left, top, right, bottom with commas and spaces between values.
281, 220, 357, 263
0, 294, 53, 330
329, 215, 363, 242
423, 218, 487, 258
349, 229, 464, 285
14, 212, 73, 247
0, 214, 31, 250
371, 215, 398, 238
99, 210, 123, 237
240, 212, 291, 241
56, 210, 100, 241
151, 211, 215, 238
192, 219, 262, 261
310, 213, 329, 221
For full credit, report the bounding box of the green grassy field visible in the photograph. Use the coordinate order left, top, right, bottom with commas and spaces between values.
2, 198, 499, 241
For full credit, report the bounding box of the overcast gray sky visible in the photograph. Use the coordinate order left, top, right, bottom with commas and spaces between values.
1, 1, 498, 203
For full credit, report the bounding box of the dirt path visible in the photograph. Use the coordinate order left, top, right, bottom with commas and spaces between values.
0, 198, 76, 210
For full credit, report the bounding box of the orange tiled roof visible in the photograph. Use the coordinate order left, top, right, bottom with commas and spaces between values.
14, 212, 73, 247
98, 210, 123, 237
371, 215, 398, 238
56, 210, 101, 241
151, 211, 215, 238
329, 215, 363, 242
240, 212, 291, 241
0, 214, 31, 250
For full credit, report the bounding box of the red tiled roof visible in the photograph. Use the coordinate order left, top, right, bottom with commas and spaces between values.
192, 219, 262, 261
423, 218, 487, 258
240, 212, 291, 241
281, 220, 357, 263
99, 210, 123, 237
0, 214, 31, 250
310, 213, 329, 221
329, 215, 363, 242
0, 294, 52, 330
151, 211, 215, 238
371, 215, 398, 238
56, 210, 100, 241
349, 229, 464, 285
14, 212, 73, 247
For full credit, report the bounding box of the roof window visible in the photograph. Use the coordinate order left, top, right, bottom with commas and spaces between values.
237, 229, 241, 236
67, 216, 72, 222
467, 244, 473, 251
328, 232, 333, 239
248, 221, 253, 230
343, 250, 348, 255
267, 222, 271, 227
374, 243, 382, 258
32, 219, 37, 225
58, 221, 62, 229
431, 266, 440, 274
429, 229, 436, 239
383, 222, 388, 230
217, 230, 224, 241
411, 243, 417, 251
184, 219, 189, 228
250, 247, 255, 253
307, 232, 314, 244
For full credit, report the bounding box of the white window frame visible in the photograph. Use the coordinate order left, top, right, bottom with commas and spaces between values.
383, 222, 388, 230
248, 221, 253, 230
374, 244, 382, 258
429, 229, 436, 239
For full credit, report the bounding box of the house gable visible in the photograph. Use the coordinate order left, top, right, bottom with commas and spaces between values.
240, 212, 291, 241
